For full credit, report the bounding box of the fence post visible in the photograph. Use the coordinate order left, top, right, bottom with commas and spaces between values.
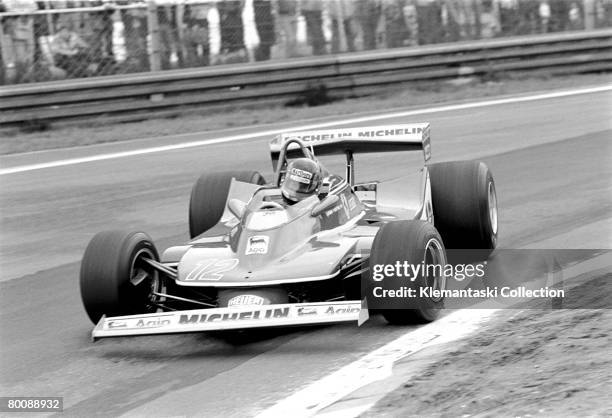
0, 17, 6, 84
0, 16, 16, 84
584, 0, 595, 30
41, 0, 54, 34
147, 0, 162, 71
336, 0, 347, 52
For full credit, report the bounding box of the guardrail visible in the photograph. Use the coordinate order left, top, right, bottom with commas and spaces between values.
1, 30, 611, 127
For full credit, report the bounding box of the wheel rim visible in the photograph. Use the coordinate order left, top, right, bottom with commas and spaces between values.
424, 238, 446, 303
488, 181, 498, 236
130, 248, 162, 311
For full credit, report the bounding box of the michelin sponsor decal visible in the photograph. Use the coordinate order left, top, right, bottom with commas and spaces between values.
180, 308, 290, 323
270, 124, 430, 150
179, 304, 360, 324
282, 126, 427, 142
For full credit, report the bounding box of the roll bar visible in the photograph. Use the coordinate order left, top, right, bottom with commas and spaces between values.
273, 138, 316, 187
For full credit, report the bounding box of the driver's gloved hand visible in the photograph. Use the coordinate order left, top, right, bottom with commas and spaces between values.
318, 180, 330, 199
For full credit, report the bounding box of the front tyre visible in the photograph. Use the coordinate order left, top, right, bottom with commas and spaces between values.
368, 220, 447, 324
80, 230, 160, 323
189, 170, 266, 238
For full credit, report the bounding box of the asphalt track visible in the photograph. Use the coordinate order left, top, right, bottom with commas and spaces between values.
0, 88, 611, 417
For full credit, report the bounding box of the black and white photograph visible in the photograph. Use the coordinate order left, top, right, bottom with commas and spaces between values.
0, 0, 610, 416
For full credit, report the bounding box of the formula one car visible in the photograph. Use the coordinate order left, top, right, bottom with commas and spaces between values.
81, 124, 498, 339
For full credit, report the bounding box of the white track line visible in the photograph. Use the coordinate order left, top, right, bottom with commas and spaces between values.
1, 85, 610, 176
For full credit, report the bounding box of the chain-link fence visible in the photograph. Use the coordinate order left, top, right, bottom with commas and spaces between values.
1, 0, 611, 85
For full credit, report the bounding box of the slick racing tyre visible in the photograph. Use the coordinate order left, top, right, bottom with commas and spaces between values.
189, 170, 267, 238
80, 230, 160, 323
368, 220, 447, 324
428, 161, 498, 257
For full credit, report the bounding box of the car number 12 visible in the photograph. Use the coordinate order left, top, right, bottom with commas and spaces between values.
184, 259, 239, 281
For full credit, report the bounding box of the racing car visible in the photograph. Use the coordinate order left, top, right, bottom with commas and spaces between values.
80, 123, 498, 339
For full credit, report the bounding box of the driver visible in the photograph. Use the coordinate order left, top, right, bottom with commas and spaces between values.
281, 158, 323, 204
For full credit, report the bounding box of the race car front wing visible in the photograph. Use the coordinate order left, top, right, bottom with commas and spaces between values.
92, 301, 368, 340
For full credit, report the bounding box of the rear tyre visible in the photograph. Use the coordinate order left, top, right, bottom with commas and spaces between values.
368, 220, 447, 324
80, 230, 160, 323
189, 170, 266, 238
428, 161, 498, 256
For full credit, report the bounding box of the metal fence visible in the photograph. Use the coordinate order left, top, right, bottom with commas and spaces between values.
2, 29, 610, 126
1, 0, 612, 86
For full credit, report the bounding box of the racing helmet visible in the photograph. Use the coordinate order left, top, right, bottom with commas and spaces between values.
281, 158, 322, 203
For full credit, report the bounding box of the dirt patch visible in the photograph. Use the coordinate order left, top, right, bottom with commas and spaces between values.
363, 275, 612, 417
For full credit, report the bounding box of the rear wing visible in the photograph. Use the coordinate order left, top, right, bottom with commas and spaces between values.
269, 123, 431, 168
